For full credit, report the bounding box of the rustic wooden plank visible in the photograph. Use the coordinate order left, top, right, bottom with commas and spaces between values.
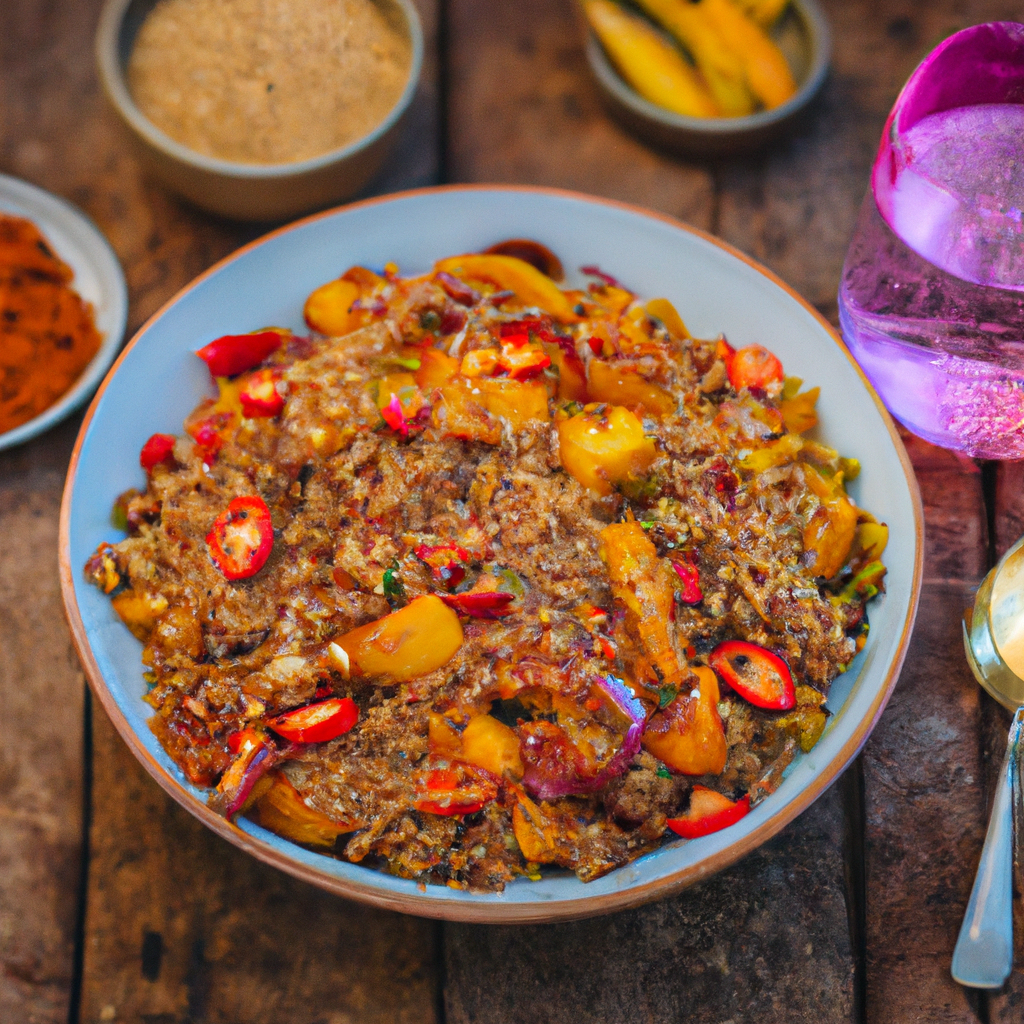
0, 420, 85, 1024
80, 703, 439, 1024
861, 434, 988, 1023
446, 785, 854, 1024
444, 1, 857, 1020
445, 0, 715, 228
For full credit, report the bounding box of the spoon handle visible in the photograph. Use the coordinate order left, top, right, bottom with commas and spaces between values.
951, 706, 1024, 989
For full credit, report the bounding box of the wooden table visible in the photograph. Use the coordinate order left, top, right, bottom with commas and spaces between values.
3, 1, 1024, 1021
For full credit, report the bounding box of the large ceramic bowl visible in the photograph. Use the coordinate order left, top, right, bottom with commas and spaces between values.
59, 186, 922, 922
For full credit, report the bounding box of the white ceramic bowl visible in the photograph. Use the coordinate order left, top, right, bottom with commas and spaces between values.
0, 174, 127, 452
59, 186, 922, 922
96, 0, 424, 221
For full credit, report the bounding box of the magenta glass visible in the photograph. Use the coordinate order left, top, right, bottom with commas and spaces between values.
839, 23, 1024, 458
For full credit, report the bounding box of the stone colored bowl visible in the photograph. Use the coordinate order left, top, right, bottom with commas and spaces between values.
60, 186, 922, 922
95, 0, 423, 221
584, 0, 831, 158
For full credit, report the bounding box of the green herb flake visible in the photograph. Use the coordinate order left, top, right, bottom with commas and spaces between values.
656, 767, 672, 779
394, 356, 422, 370
658, 683, 678, 708
639, 521, 655, 530
382, 561, 406, 601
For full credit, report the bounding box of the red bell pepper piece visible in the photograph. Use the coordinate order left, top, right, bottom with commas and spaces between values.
708, 639, 796, 710
439, 591, 514, 618
666, 785, 750, 839
415, 543, 470, 586
671, 560, 703, 604
186, 410, 235, 460
266, 697, 358, 744
206, 496, 274, 580
497, 335, 551, 380
413, 767, 495, 816
239, 368, 284, 417
727, 344, 783, 391
196, 330, 285, 378
139, 433, 176, 472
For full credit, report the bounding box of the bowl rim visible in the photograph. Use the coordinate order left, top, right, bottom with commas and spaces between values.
58, 183, 923, 923
95, 0, 425, 180
585, 0, 832, 136
0, 173, 128, 452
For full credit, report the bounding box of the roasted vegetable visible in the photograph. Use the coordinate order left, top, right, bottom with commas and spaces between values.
708, 640, 796, 710
206, 496, 274, 581
666, 785, 750, 838
195, 329, 285, 378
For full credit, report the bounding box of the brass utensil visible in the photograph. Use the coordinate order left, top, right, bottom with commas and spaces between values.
954, 535, 1024, 988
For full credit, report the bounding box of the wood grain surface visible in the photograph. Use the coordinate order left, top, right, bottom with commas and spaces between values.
2, 0, 1022, 1020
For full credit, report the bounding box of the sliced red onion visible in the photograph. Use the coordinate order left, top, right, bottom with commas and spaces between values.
520, 674, 644, 799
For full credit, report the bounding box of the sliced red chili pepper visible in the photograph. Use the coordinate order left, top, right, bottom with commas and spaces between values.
715, 337, 735, 364
139, 433, 176, 472
239, 368, 284, 417
708, 639, 796, 710
186, 410, 235, 460
666, 785, 750, 839
266, 697, 358, 744
727, 344, 784, 391
380, 392, 410, 437
215, 727, 275, 817
587, 335, 605, 356
413, 767, 495, 816
196, 330, 285, 378
671, 560, 703, 604
415, 543, 470, 586
440, 591, 514, 618
206, 496, 274, 580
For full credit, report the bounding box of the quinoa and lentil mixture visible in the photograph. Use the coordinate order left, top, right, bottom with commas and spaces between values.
86, 244, 887, 890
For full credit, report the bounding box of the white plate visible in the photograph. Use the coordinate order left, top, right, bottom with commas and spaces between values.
0, 173, 128, 451
59, 186, 923, 922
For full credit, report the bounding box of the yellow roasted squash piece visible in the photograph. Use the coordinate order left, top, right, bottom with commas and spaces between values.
303, 278, 362, 336
642, 666, 727, 775
433, 254, 578, 321
334, 595, 463, 681
802, 464, 858, 579
583, 0, 722, 118
254, 772, 360, 847
558, 404, 656, 496
634, 0, 755, 115
587, 359, 676, 416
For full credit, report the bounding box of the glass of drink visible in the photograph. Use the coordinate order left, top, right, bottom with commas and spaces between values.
838, 23, 1024, 459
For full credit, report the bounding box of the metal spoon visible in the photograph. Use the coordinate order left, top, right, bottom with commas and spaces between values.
953, 534, 1024, 989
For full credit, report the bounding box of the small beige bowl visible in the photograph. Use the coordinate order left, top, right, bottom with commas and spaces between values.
584, 0, 830, 158
96, 0, 423, 221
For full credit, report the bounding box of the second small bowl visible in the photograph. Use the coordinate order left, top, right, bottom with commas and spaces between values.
96, 0, 424, 221
584, 0, 830, 158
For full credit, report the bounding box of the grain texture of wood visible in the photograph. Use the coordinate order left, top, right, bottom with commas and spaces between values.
446, 785, 854, 1024
0, 421, 86, 1024
862, 435, 988, 1023
79, 705, 439, 1024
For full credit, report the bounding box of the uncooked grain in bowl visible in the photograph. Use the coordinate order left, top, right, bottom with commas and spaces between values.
127, 0, 412, 164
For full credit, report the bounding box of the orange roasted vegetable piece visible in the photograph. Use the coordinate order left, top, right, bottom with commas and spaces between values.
434, 378, 549, 442
558, 405, 656, 496
414, 347, 460, 390
587, 359, 676, 416
802, 465, 858, 579
433, 254, 578, 321
600, 521, 685, 688
642, 666, 727, 775
511, 790, 563, 864
333, 595, 463, 681
254, 772, 360, 847
429, 711, 524, 778
303, 278, 362, 336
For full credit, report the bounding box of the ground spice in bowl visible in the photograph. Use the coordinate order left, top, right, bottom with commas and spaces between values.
0, 214, 102, 435
126, 0, 413, 165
